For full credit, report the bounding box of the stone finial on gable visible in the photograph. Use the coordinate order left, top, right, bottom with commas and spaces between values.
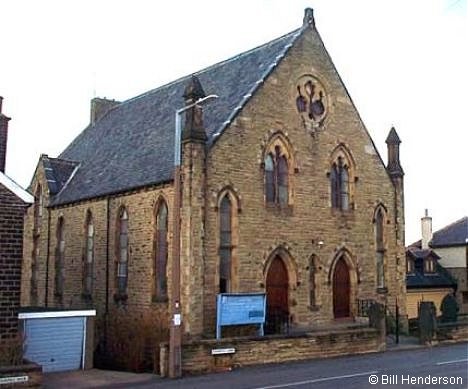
183, 75, 206, 102
303, 8, 315, 27
386, 126, 404, 178
182, 75, 207, 142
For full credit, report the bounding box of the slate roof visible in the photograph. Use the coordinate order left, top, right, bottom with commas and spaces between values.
410, 216, 468, 248
431, 217, 468, 247
51, 27, 305, 206
42, 156, 79, 195
406, 247, 457, 289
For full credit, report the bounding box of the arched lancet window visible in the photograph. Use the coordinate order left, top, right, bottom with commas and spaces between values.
309, 255, 317, 308
83, 211, 94, 297
117, 208, 129, 295
55, 216, 65, 300
154, 200, 168, 300
219, 195, 232, 293
264, 145, 290, 205
277, 155, 288, 205
340, 161, 349, 210
265, 154, 275, 203
330, 149, 353, 211
33, 185, 42, 231
31, 185, 42, 301
375, 207, 386, 289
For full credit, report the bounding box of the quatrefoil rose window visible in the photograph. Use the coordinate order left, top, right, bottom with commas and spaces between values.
295, 75, 328, 130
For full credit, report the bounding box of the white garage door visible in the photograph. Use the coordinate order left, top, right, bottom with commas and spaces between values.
23, 316, 85, 372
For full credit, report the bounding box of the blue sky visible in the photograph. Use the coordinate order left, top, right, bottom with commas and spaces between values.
1, 0, 466, 243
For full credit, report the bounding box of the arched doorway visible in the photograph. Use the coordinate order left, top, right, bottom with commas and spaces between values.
266, 255, 289, 333
333, 257, 350, 318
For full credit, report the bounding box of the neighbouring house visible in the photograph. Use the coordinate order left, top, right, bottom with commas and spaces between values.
410, 211, 468, 315
21, 9, 407, 372
406, 246, 457, 319
0, 97, 34, 343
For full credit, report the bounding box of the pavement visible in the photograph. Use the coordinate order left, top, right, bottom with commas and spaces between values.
42, 336, 425, 388
42, 369, 162, 388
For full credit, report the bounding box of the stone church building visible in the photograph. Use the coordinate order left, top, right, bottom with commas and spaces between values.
21, 9, 406, 362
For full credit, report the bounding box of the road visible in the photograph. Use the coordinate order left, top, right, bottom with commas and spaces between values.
135, 343, 468, 389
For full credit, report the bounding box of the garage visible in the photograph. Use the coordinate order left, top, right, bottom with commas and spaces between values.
19, 309, 95, 373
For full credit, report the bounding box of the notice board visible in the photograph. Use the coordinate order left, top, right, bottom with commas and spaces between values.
216, 293, 266, 339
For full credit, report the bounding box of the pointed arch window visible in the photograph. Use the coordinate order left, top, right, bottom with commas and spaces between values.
265, 155, 275, 203
117, 208, 129, 296
31, 184, 42, 302
154, 200, 168, 300
309, 255, 317, 308
83, 211, 94, 297
219, 195, 232, 293
331, 156, 350, 210
55, 216, 65, 301
264, 145, 289, 205
33, 185, 43, 233
375, 207, 386, 289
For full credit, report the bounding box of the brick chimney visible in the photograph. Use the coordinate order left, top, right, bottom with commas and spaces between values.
90, 97, 120, 126
0, 96, 11, 173
421, 209, 432, 249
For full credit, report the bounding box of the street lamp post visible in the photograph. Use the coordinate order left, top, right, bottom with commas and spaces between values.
169, 94, 218, 378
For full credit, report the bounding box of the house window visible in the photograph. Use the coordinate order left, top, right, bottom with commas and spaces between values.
117, 208, 129, 296
424, 258, 435, 273
331, 156, 350, 210
55, 217, 65, 300
264, 146, 289, 206
154, 200, 168, 300
219, 195, 232, 293
375, 207, 386, 289
309, 255, 316, 308
406, 258, 414, 273
83, 211, 94, 297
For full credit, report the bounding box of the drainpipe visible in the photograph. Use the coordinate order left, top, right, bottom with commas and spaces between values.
45, 207, 51, 307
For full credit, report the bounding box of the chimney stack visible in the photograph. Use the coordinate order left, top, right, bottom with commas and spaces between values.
90, 97, 120, 126
421, 209, 433, 249
0, 96, 11, 173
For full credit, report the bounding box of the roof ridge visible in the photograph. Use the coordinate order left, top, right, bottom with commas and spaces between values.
125, 27, 302, 105
47, 156, 80, 165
